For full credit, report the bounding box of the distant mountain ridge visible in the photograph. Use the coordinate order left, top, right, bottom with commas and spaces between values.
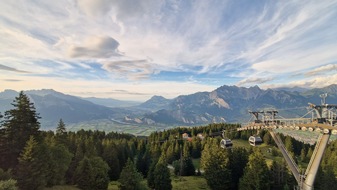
0, 89, 119, 129
2, 84, 337, 130
137, 84, 337, 125
274, 86, 308, 93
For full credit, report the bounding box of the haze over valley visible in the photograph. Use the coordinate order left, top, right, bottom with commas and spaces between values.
2, 84, 337, 135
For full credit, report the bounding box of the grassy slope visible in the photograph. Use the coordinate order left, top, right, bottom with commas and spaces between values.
171, 176, 210, 190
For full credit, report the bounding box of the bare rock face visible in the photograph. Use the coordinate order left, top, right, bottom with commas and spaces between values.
141, 85, 334, 125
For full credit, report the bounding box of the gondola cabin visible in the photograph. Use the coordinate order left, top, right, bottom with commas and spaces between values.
220, 139, 233, 149
249, 136, 263, 146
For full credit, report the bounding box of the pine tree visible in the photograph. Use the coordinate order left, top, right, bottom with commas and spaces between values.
16, 136, 47, 190
173, 142, 180, 161
102, 141, 120, 180
172, 156, 195, 176
166, 144, 175, 163
74, 157, 94, 190
0, 92, 40, 170
56, 119, 66, 135
147, 158, 157, 189
239, 149, 271, 190
201, 141, 231, 190
263, 132, 272, 145
270, 160, 290, 190
136, 149, 151, 177
229, 147, 249, 189
74, 156, 109, 190
300, 148, 307, 162
90, 157, 110, 190
55, 119, 68, 146
117, 141, 129, 169
154, 154, 172, 190
66, 139, 85, 184
315, 166, 337, 190
46, 144, 73, 186
191, 139, 201, 158
84, 137, 97, 157
183, 142, 190, 157
181, 157, 195, 176
118, 159, 143, 190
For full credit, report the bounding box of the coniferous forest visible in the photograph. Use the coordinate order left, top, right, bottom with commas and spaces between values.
1, 92, 337, 190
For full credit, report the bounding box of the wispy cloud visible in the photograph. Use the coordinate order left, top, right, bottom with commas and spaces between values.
76, 0, 114, 17
237, 77, 273, 86
1, 0, 337, 99
261, 74, 337, 90
246, 1, 337, 74
102, 59, 157, 80
0, 64, 30, 73
305, 64, 337, 76
2, 79, 23, 82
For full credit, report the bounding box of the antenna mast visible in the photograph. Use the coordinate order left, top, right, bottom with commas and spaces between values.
320, 93, 327, 105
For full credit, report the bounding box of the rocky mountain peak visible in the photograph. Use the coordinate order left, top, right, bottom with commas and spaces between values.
137, 95, 172, 111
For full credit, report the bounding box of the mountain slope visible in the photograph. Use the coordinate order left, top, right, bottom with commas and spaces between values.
136, 95, 172, 111
140, 85, 329, 125
0, 89, 118, 129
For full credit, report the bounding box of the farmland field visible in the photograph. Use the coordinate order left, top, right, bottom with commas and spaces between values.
67, 119, 177, 136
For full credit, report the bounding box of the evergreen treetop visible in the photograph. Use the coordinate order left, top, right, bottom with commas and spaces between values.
0, 91, 41, 169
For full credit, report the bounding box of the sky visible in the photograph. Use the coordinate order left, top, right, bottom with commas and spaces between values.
1, 0, 337, 101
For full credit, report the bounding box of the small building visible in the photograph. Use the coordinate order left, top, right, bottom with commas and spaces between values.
182, 133, 190, 139
197, 133, 204, 140
181, 133, 193, 141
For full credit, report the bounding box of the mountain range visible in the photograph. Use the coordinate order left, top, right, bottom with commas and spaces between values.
1, 85, 337, 130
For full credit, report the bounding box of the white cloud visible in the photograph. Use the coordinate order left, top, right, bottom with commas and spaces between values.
76, 0, 114, 17
237, 77, 273, 86
101, 59, 158, 80
305, 64, 337, 76
68, 36, 121, 58
261, 73, 337, 90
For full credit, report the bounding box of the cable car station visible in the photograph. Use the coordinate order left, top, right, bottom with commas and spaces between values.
236, 93, 337, 190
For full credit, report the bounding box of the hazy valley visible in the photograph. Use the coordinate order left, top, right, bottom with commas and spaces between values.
2, 84, 337, 135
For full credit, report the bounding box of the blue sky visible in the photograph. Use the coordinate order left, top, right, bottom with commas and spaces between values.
1, 0, 337, 101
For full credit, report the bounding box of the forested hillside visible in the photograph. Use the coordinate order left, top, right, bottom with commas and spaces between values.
0, 92, 336, 190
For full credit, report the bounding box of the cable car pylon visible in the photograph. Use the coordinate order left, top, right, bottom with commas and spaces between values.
240, 93, 337, 190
